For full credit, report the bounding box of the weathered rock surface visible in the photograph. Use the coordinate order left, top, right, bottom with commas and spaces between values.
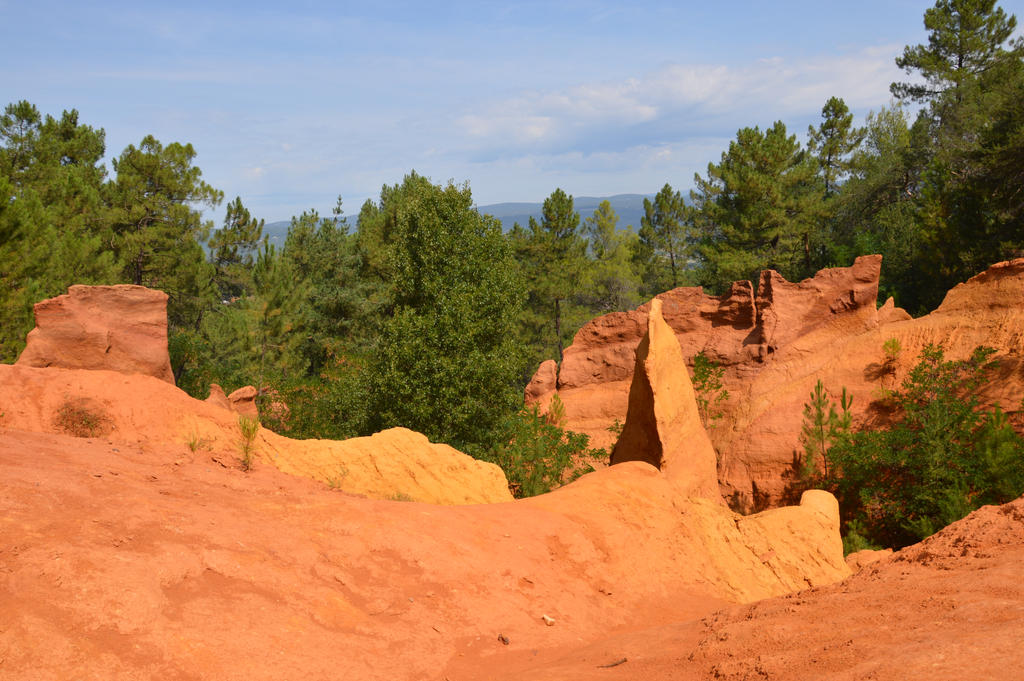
15, 284, 174, 383
483, 496, 1024, 681
0, 427, 849, 680
204, 383, 232, 410
846, 547, 894, 572
529, 256, 1024, 509
227, 384, 259, 419
610, 298, 720, 500
0, 364, 512, 505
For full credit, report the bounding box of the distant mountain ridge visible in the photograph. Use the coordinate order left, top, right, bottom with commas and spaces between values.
260, 193, 655, 246
479, 193, 653, 232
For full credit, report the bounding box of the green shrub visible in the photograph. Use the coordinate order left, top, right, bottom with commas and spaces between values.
692, 351, 728, 429
828, 344, 1024, 549
799, 380, 852, 482
238, 415, 260, 471
482, 404, 606, 498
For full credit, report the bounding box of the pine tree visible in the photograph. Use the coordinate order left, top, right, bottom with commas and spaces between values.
637, 183, 690, 294
511, 188, 588, 365
208, 196, 265, 300
691, 121, 825, 290
891, 0, 1020, 103
581, 200, 642, 313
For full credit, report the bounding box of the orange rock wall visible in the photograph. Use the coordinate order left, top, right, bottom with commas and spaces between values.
529, 257, 1024, 509
16, 285, 175, 383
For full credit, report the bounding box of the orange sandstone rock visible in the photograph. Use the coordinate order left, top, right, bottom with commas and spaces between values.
529, 257, 1024, 509
15, 284, 174, 383
0, 364, 512, 505
205, 383, 232, 411
610, 298, 720, 501
227, 385, 259, 419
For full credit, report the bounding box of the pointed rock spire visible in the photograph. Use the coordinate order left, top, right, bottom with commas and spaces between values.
610, 298, 721, 500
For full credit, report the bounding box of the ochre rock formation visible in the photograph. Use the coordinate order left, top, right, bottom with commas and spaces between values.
0, 364, 512, 505
227, 384, 259, 419
529, 256, 1024, 509
0, 283, 867, 678
0, 429, 851, 680
524, 358, 558, 411
846, 547, 894, 572
610, 298, 720, 500
15, 284, 174, 383
481, 496, 1024, 681
204, 383, 232, 410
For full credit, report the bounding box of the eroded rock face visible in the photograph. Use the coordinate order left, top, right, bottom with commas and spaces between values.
610, 299, 721, 501
227, 385, 259, 419
16, 285, 174, 383
524, 359, 558, 410
529, 256, 1024, 509
0, 364, 513, 505
205, 383, 232, 411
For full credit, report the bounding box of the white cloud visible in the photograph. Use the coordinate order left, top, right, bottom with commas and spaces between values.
455, 45, 903, 156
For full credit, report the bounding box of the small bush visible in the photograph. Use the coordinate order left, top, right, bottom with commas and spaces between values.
238, 415, 260, 471
483, 404, 606, 498
692, 351, 728, 429
54, 398, 110, 438
882, 337, 902, 366
827, 344, 1024, 549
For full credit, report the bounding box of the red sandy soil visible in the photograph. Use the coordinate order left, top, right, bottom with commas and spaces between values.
3, 425, 1020, 680
0, 425, 831, 681
481, 497, 1024, 681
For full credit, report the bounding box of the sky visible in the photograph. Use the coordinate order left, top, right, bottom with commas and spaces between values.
3, 0, 1023, 223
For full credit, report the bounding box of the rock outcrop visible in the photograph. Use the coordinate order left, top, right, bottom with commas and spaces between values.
16, 285, 174, 383
204, 383, 232, 410
227, 385, 259, 419
485, 496, 1024, 681
0, 363, 513, 505
529, 256, 1024, 509
610, 298, 720, 500
0, 428, 850, 680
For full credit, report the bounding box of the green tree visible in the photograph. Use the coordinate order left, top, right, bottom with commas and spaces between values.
807, 97, 864, 198
581, 200, 642, 313
827, 344, 1024, 548
511, 188, 588, 366
886, 0, 1024, 307
638, 183, 690, 293
691, 121, 824, 291
692, 351, 729, 430
891, 0, 1020, 103
363, 174, 526, 453
799, 380, 852, 482
0, 101, 117, 360
208, 196, 265, 300
109, 135, 223, 289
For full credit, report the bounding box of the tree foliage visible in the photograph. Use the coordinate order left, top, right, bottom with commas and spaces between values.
692, 121, 824, 290
812, 345, 1024, 550
638, 183, 690, 293
362, 174, 526, 453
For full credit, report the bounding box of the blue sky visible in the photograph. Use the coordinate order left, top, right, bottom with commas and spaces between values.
3, 1, 1023, 222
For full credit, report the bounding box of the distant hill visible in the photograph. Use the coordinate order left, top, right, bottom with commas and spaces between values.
479, 194, 652, 232
260, 193, 655, 246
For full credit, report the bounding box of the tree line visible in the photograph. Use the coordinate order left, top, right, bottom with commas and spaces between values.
1, 0, 1021, 496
